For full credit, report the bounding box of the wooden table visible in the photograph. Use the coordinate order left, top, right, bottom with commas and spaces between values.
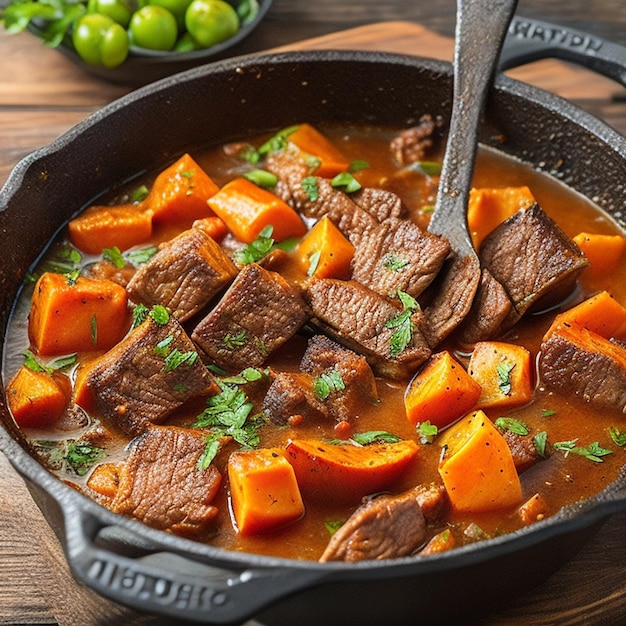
3, 1, 626, 624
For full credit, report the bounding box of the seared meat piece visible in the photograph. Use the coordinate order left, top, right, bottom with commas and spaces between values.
421, 254, 482, 348
351, 187, 408, 222
457, 268, 517, 344
480, 204, 589, 319
539, 324, 626, 412
319, 484, 447, 562
299, 334, 379, 422
111, 426, 222, 537
126, 227, 238, 322
86, 316, 214, 436
265, 142, 317, 207
263, 372, 330, 425
351, 217, 450, 299
306, 278, 431, 379
389, 115, 439, 166
84, 259, 137, 288
500, 428, 546, 473
191, 263, 309, 372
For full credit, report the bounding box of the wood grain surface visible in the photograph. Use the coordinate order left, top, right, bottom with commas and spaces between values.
2, 2, 626, 624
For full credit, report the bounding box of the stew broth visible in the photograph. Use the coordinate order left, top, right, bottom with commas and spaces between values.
3, 123, 626, 561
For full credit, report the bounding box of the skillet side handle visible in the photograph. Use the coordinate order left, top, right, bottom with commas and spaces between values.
500, 16, 626, 88
61, 501, 325, 625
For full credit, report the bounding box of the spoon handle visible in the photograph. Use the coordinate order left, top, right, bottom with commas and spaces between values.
428, 0, 518, 253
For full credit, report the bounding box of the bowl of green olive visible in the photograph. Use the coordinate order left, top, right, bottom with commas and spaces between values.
1, 0, 273, 86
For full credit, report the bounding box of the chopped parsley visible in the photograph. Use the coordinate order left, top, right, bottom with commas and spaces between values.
102, 246, 125, 269
417, 420, 438, 444
194, 377, 264, 468
126, 246, 158, 267
313, 369, 345, 401
301, 176, 319, 202
385, 290, 419, 357
351, 430, 402, 445
243, 169, 278, 189
349, 160, 369, 173
164, 348, 198, 372
496, 360, 516, 395
609, 426, 626, 447
553, 439, 613, 463
34, 439, 105, 477
331, 171, 361, 193
37, 244, 82, 278
234, 225, 275, 265
383, 252, 410, 272
533, 430, 548, 457
223, 330, 248, 350
23, 350, 77, 375
324, 519, 345, 535
494, 417, 529, 436
256, 125, 299, 158
149, 305, 170, 325
130, 184, 149, 203
132, 303, 150, 328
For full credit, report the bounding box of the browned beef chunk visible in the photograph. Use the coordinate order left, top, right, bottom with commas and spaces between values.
299, 335, 379, 422
351, 187, 408, 221
457, 268, 517, 344
351, 217, 450, 299
191, 263, 309, 372
86, 316, 214, 436
126, 228, 238, 322
263, 371, 330, 425
319, 484, 447, 562
539, 324, 626, 412
111, 426, 222, 537
306, 278, 431, 379
389, 115, 440, 166
500, 428, 545, 473
420, 254, 482, 348
480, 204, 589, 319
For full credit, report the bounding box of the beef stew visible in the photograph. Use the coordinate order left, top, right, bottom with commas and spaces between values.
4, 121, 626, 564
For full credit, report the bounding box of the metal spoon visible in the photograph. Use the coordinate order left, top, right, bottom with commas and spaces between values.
425, 0, 518, 344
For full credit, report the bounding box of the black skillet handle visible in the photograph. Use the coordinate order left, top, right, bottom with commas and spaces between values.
500, 15, 626, 88
61, 500, 324, 624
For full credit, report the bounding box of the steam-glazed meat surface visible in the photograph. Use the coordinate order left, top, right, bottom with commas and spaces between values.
191, 263, 309, 372
351, 217, 450, 299
84, 316, 215, 436
126, 227, 237, 322
306, 278, 431, 378
539, 325, 626, 412
479, 204, 589, 318
319, 484, 447, 562
111, 427, 222, 537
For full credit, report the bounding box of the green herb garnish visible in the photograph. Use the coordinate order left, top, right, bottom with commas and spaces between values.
351, 430, 402, 445
234, 225, 275, 265
554, 439, 613, 463
385, 290, 419, 357
331, 172, 361, 193
494, 417, 529, 436
313, 369, 345, 401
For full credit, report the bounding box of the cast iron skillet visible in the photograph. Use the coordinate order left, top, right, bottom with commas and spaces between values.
2, 50, 626, 625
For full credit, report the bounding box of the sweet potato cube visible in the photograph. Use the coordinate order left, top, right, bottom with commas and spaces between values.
6, 365, 71, 428
404, 350, 481, 429
146, 153, 220, 226
208, 177, 307, 243
29, 272, 129, 356
296, 216, 355, 279
573, 232, 626, 277
68, 204, 152, 255
543, 290, 626, 343
438, 410, 522, 512
468, 186, 536, 250
285, 437, 419, 503
228, 448, 304, 535
288, 123, 350, 178
468, 341, 533, 409
87, 462, 121, 499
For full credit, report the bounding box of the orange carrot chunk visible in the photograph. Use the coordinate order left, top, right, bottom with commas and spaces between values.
87, 462, 121, 499
572, 232, 626, 278
285, 437, 419, 503
288, 123, 351, 178
468, 341, 533, 409
68, 204, 152, 255
468, 186, 536, 250
192, 216, 229, 242
146, 153, 220, 226
438, 409, 522, 513
208, 177, 307, 243
228, 448, 304, 535
543, 290, 626, 343
296, 215, 355, 279
28, 272, 129, 356
6, 365, 71, 428
404, 350, 481, 430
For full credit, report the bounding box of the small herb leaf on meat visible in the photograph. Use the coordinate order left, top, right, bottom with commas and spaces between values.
243, 169, 278, 190
223, 330, 248, 350
313, 369, 345, 401
234, 225, 275, 265
495, 417, 530, 436
497, 360, 516, 395
301, 176, 319, 202
149, 305, 170, 325
102, 246, 125, 269
331, 172, 361, 193
351, 431, 402, 445
385, 290, 419, 357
